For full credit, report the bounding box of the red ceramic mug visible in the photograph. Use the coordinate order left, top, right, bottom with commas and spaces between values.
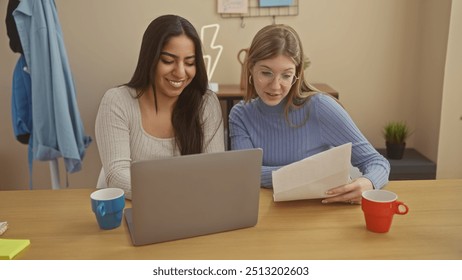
361, 190, 409, 233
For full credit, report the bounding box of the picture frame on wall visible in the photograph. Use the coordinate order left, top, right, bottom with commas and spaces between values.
217, 0, 249, 14
259, 0, 293, 7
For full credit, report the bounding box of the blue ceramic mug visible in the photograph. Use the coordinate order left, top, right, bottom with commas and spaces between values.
90, 188, 125, 230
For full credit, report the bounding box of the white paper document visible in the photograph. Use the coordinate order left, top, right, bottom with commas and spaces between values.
272, 143, 352, 202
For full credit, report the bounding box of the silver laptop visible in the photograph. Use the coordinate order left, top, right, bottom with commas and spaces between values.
125, 149, 263, 246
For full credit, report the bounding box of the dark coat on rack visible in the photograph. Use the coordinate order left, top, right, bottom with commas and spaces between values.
5, 0, 23, 54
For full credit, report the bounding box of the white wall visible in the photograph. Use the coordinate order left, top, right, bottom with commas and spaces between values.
0, 0, 455, 189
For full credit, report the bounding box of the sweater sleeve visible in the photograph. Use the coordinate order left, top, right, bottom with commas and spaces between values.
314, 94, 390, 189
229, 102, 282, 187
95, 89, 133, 198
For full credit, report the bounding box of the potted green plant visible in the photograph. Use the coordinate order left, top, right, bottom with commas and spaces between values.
383, 121, 412, 159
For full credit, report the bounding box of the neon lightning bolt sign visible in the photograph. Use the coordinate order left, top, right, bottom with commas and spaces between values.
200, 24, 223, 81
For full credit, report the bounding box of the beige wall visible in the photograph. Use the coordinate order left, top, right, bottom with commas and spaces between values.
414, 0, 451, 162
0, 0, 456, 190
437, 0, 462, 178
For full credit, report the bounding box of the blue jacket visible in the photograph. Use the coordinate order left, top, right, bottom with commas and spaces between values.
13, 0, 91, 173
11, 55, 32, 145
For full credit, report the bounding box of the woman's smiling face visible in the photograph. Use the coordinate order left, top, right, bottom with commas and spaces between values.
154, 34, 196, 99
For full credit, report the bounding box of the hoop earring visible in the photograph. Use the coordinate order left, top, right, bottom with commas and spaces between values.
248, 75, 253, 85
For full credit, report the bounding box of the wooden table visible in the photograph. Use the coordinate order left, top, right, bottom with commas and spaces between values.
1, 180, 461, 260
217, 83, 339, 149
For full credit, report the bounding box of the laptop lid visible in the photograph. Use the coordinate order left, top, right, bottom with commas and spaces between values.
125, 149, 263, 246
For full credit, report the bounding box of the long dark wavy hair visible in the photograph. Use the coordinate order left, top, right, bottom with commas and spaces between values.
125, 15, 208, 155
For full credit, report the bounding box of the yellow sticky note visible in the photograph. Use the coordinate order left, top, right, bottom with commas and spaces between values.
0, 239, 30, 260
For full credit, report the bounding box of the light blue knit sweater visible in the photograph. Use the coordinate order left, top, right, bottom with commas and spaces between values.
229, 93, 390, 188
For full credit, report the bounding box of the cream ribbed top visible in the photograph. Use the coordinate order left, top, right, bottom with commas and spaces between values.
95, 86, 225, 199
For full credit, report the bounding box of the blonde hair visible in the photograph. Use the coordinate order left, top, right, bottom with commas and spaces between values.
244, 24, 319, 118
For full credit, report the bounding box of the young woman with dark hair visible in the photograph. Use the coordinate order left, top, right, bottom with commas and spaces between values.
96, 15, 224, 199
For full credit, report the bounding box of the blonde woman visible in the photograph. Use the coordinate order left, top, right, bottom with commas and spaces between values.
229, 24, 389, 204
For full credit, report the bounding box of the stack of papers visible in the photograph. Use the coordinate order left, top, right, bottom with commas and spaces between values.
0, 239, 30, 260
273, 143, 352, 202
